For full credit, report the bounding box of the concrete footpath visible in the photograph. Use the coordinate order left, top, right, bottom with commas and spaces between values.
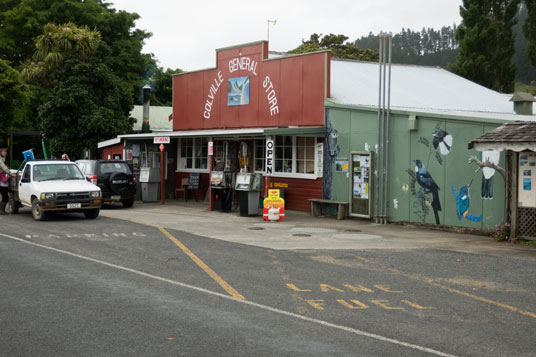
100, 200, 536, 259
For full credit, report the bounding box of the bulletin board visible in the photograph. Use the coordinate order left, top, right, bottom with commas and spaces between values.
518, 152, 536, 208
349, 151, 373, 218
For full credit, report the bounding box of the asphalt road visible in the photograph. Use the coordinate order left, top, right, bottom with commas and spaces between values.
1, 208, 536, 356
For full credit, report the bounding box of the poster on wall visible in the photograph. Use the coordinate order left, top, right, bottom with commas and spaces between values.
132, 144, 140, 157
518, 152, 536, 207
228, 76, 250, 106
335, 158, 348, 172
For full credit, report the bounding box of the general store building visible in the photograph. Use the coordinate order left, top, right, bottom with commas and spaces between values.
99, 40, 535, 231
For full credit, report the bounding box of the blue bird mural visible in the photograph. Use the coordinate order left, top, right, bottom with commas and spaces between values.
414, 160, 441, 224
452, 179, 482, 222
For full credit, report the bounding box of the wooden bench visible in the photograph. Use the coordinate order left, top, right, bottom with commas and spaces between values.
308, 199, 348, 220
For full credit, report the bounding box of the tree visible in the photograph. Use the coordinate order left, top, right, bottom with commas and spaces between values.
524, 0, 536, 67
38, 57, 134, 158
0, 59, 31, 144
22, 23, 133, 158
354, 26, 458, 67
149, 67, 183, 107
288, 33, 379, 61
0, 0, 153, 103
450, 0, 520, 93
21, 22, 101, 84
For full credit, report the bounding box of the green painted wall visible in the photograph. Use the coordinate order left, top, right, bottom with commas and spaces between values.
328, 105, 506, 229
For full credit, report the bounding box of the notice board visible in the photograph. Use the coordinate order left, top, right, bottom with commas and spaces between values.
187, 173, 201, 189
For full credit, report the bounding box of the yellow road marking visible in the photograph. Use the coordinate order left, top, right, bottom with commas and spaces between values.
158, 227, 245, 300
359, 256, 536, 319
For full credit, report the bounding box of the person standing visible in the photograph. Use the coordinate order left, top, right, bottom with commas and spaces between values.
61, 153, 70, 161
0, 148, 12, 214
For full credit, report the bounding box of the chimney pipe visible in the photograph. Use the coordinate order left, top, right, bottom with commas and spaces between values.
510, 92, 535, 116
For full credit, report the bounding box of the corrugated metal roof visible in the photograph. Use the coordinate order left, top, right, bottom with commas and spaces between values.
330, 59, 532, 120
131, 105, 173, 132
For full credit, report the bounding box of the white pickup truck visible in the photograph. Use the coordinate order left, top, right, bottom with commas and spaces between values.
10, 160, 102, 221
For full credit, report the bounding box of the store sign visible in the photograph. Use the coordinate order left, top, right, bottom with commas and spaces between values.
266, 139, 274, 176
203, 55, 279, 119
154, 137, 170, 144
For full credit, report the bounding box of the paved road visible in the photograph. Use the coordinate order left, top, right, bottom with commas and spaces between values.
1, 206, 536, 356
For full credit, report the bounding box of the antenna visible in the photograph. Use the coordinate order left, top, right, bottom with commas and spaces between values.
267, 19, 277, 42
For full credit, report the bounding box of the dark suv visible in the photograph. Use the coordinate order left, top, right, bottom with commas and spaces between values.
75, 160, 136, 207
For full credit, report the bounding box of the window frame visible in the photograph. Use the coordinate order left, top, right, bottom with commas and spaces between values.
176, 138, 210, 173
271, 136, 317, 179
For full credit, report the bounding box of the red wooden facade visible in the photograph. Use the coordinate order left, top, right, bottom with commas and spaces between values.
173, 42, 330, 130
101, 143, 123, 160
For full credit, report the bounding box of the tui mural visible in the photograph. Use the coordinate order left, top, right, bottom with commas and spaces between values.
414, 159, 441, 224
452, 179, 482, 222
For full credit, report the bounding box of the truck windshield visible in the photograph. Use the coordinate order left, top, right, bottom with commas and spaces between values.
33, 164, 85, 182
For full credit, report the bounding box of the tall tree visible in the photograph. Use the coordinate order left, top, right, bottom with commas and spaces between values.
0, 59, 31, 145
523, 0, 536, 67
38, 57, 134, 158
288, 33, 378, 61
149, 67, 183, 107
0, 0, 153, 103
450, 0, 520, 93
23, 23, 133, 158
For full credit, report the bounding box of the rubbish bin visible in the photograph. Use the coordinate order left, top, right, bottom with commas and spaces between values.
140, 168, 160, 202
239, 190, 260, 216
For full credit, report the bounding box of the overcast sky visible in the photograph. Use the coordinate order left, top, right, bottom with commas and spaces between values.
110, 0, 463, 72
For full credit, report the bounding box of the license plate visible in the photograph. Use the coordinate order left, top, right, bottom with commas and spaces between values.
67, 203, 81, 209
111, 195, 121, 201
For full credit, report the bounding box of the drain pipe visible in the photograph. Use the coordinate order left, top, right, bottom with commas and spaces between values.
375, 35, 384, 224
381, 36, 388, 224
383, 34, 392, 225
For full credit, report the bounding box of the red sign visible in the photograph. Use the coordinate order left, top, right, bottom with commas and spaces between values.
208, 141, 214, 156
159, 144, 164, 152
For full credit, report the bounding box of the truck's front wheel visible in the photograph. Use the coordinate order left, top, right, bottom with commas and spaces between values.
84, 209, 100, 219
31, 198, 47, 221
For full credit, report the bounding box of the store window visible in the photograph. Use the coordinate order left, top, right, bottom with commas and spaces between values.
274, 136, 316, 176
178, 138, 209, 171
254, 139, 266, 172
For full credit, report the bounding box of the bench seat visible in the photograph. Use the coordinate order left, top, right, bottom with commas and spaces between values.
308, 198, 348, 220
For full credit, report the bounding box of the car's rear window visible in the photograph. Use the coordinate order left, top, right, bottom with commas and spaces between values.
97, 162, 131, 175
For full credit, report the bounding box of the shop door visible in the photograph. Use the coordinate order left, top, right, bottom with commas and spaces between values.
349, 152, 372, 218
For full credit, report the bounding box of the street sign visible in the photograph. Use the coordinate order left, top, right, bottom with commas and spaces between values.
159, 144, 164, 152
154, 137, 170, 144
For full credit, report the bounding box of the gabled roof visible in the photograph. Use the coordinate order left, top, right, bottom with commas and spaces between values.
330, 59, 533, 121
468, 121, 536, 152
510, 92, 536, 102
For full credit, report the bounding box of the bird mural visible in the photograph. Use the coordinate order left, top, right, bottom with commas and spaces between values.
432, 124, 453, 156
414, 159, 441, 224
452, 179, 482, 222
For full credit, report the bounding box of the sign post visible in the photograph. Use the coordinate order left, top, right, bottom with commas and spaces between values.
160, 143, 165, 205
